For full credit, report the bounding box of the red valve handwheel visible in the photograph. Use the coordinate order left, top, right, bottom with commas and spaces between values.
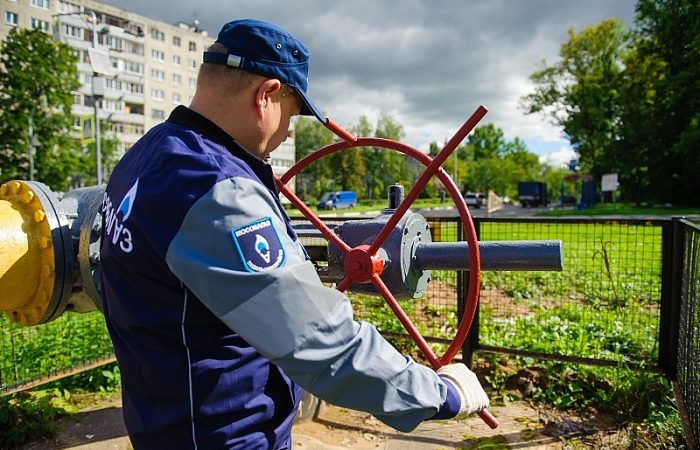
275, 106, 498, 428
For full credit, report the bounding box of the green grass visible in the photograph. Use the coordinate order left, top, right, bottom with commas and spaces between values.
541, 202, 700, 217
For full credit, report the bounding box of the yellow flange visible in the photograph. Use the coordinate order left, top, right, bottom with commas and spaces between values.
0, 180, 55, 325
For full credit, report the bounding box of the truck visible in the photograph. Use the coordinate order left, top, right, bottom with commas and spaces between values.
518, 181, 548, 207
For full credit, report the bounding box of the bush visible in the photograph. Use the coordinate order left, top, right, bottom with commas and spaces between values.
0, 390, 73, 447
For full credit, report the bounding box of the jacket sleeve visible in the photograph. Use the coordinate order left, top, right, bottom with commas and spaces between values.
165, 176, 449, 431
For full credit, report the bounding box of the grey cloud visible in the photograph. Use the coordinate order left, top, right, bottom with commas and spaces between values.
102, 0, 636, 153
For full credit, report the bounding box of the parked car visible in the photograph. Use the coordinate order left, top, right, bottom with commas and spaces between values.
464, 192, 484, 209
317, 191, 357, 210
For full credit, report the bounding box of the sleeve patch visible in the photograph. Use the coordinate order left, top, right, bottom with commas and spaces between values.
231, 217, 286, 272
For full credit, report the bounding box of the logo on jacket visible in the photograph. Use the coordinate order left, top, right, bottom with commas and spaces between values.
231, 217, 285, 272
102, 179, 139, 253
255, 234, 271, 263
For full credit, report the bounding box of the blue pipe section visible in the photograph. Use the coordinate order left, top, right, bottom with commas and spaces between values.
413, 240, 563, 271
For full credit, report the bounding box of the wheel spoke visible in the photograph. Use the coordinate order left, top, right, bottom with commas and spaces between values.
275, 177, 352, 254
367, 106, 487, 256
335, 276, 353, 293
370, 273, 441, 369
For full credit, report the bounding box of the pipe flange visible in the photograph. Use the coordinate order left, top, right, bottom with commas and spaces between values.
0, 181, 57, 325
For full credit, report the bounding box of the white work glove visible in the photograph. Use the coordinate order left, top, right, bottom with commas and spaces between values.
437, 363, 489, 418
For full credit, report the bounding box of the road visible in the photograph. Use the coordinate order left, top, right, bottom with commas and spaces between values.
418, 203, 551, 218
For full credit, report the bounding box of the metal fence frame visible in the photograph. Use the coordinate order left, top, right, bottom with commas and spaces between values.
670, 218, 700, 449
1, 214, 698, 447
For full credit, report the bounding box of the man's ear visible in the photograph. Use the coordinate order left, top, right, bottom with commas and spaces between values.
254, 78, 282, 117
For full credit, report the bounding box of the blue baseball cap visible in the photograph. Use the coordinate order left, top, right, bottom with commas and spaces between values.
203, 19, 325, 124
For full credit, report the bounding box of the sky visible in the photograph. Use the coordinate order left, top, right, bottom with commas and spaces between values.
103, 0, 638, 167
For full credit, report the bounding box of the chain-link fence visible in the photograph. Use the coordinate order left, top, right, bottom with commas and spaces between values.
473, 217, 666, 367
0, 311, 113, 394
674, 219, 700, 449
1, 215, 697, 449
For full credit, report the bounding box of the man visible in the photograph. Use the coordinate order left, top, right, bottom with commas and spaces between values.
100, 18, 488, 449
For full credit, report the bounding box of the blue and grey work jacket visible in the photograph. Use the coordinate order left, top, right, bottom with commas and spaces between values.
100, 106, 456, 450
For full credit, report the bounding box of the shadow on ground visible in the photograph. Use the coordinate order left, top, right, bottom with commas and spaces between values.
19, 397, 625, 450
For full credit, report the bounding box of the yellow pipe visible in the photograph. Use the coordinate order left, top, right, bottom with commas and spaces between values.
0, 181, 55, 325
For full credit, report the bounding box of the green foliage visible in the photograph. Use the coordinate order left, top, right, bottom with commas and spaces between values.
294, 109, 557, 203
294, 114, 420, 201
0, 390, 71, 447
633, 0, 700, 206
44, 363, 122, 393
293, 116, 336, 200
440, 123, 548, 200
522, 19, 629, 184
1, 312, 114, 388
478, 353, 684, 447
523, 3, 700, 206
0, 28, 83, 191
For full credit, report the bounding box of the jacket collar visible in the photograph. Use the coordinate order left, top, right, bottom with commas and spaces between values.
167, 105, 276, 191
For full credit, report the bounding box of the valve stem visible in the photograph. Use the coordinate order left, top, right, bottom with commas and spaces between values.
385, 184, 405, 212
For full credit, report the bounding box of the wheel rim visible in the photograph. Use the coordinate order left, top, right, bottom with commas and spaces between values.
275, 106, 487, 368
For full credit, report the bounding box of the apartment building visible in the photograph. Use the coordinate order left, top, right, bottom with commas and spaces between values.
0, 0, 297, 188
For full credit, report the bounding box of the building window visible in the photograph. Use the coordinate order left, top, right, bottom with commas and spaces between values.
5, 11, 18, 26
150, 68, 165, 81
151, 109, 164, 119
188, 41, 196, 51
129, 82, 143, 94
72, 93, 81, 105
188, 59, 196, 70
172, 36, 181, 46
172, 73, 181, 84
150, 28, 164, 41
151, 49, 165, 62
172, 55, 180, 66
151, 89, 164, 101
103, 99, 124, 112
128, 42, 144, 56
58, 0, 79, 14
125, 61, 143, 75
61, 23, 82, 38
110, 57, 124, 72
173, 92, 181, 104
30, 0, 49, 9
30, 17, 49, 31
188, 77, 196, 88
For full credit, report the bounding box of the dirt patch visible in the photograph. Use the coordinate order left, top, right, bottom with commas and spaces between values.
18, 395, 629, 450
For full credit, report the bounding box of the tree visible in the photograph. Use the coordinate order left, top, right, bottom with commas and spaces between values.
375, 115, 410, 196
521, 20, 630, 183
467, 124, 508, 160
634, 0, 700, 204
293, 116, 335, 200
0, 28, 82, 190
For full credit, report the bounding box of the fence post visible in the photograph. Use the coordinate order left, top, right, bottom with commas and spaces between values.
461, 218, 481, 368
658, 217, 684, 379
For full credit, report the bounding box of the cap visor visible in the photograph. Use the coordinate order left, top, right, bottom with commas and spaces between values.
296, 89, 326, 124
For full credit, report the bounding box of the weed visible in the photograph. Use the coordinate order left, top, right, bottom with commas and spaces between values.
0, 390, 74, 447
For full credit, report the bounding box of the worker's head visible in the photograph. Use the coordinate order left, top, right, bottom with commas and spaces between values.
192, 19, 324, 159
